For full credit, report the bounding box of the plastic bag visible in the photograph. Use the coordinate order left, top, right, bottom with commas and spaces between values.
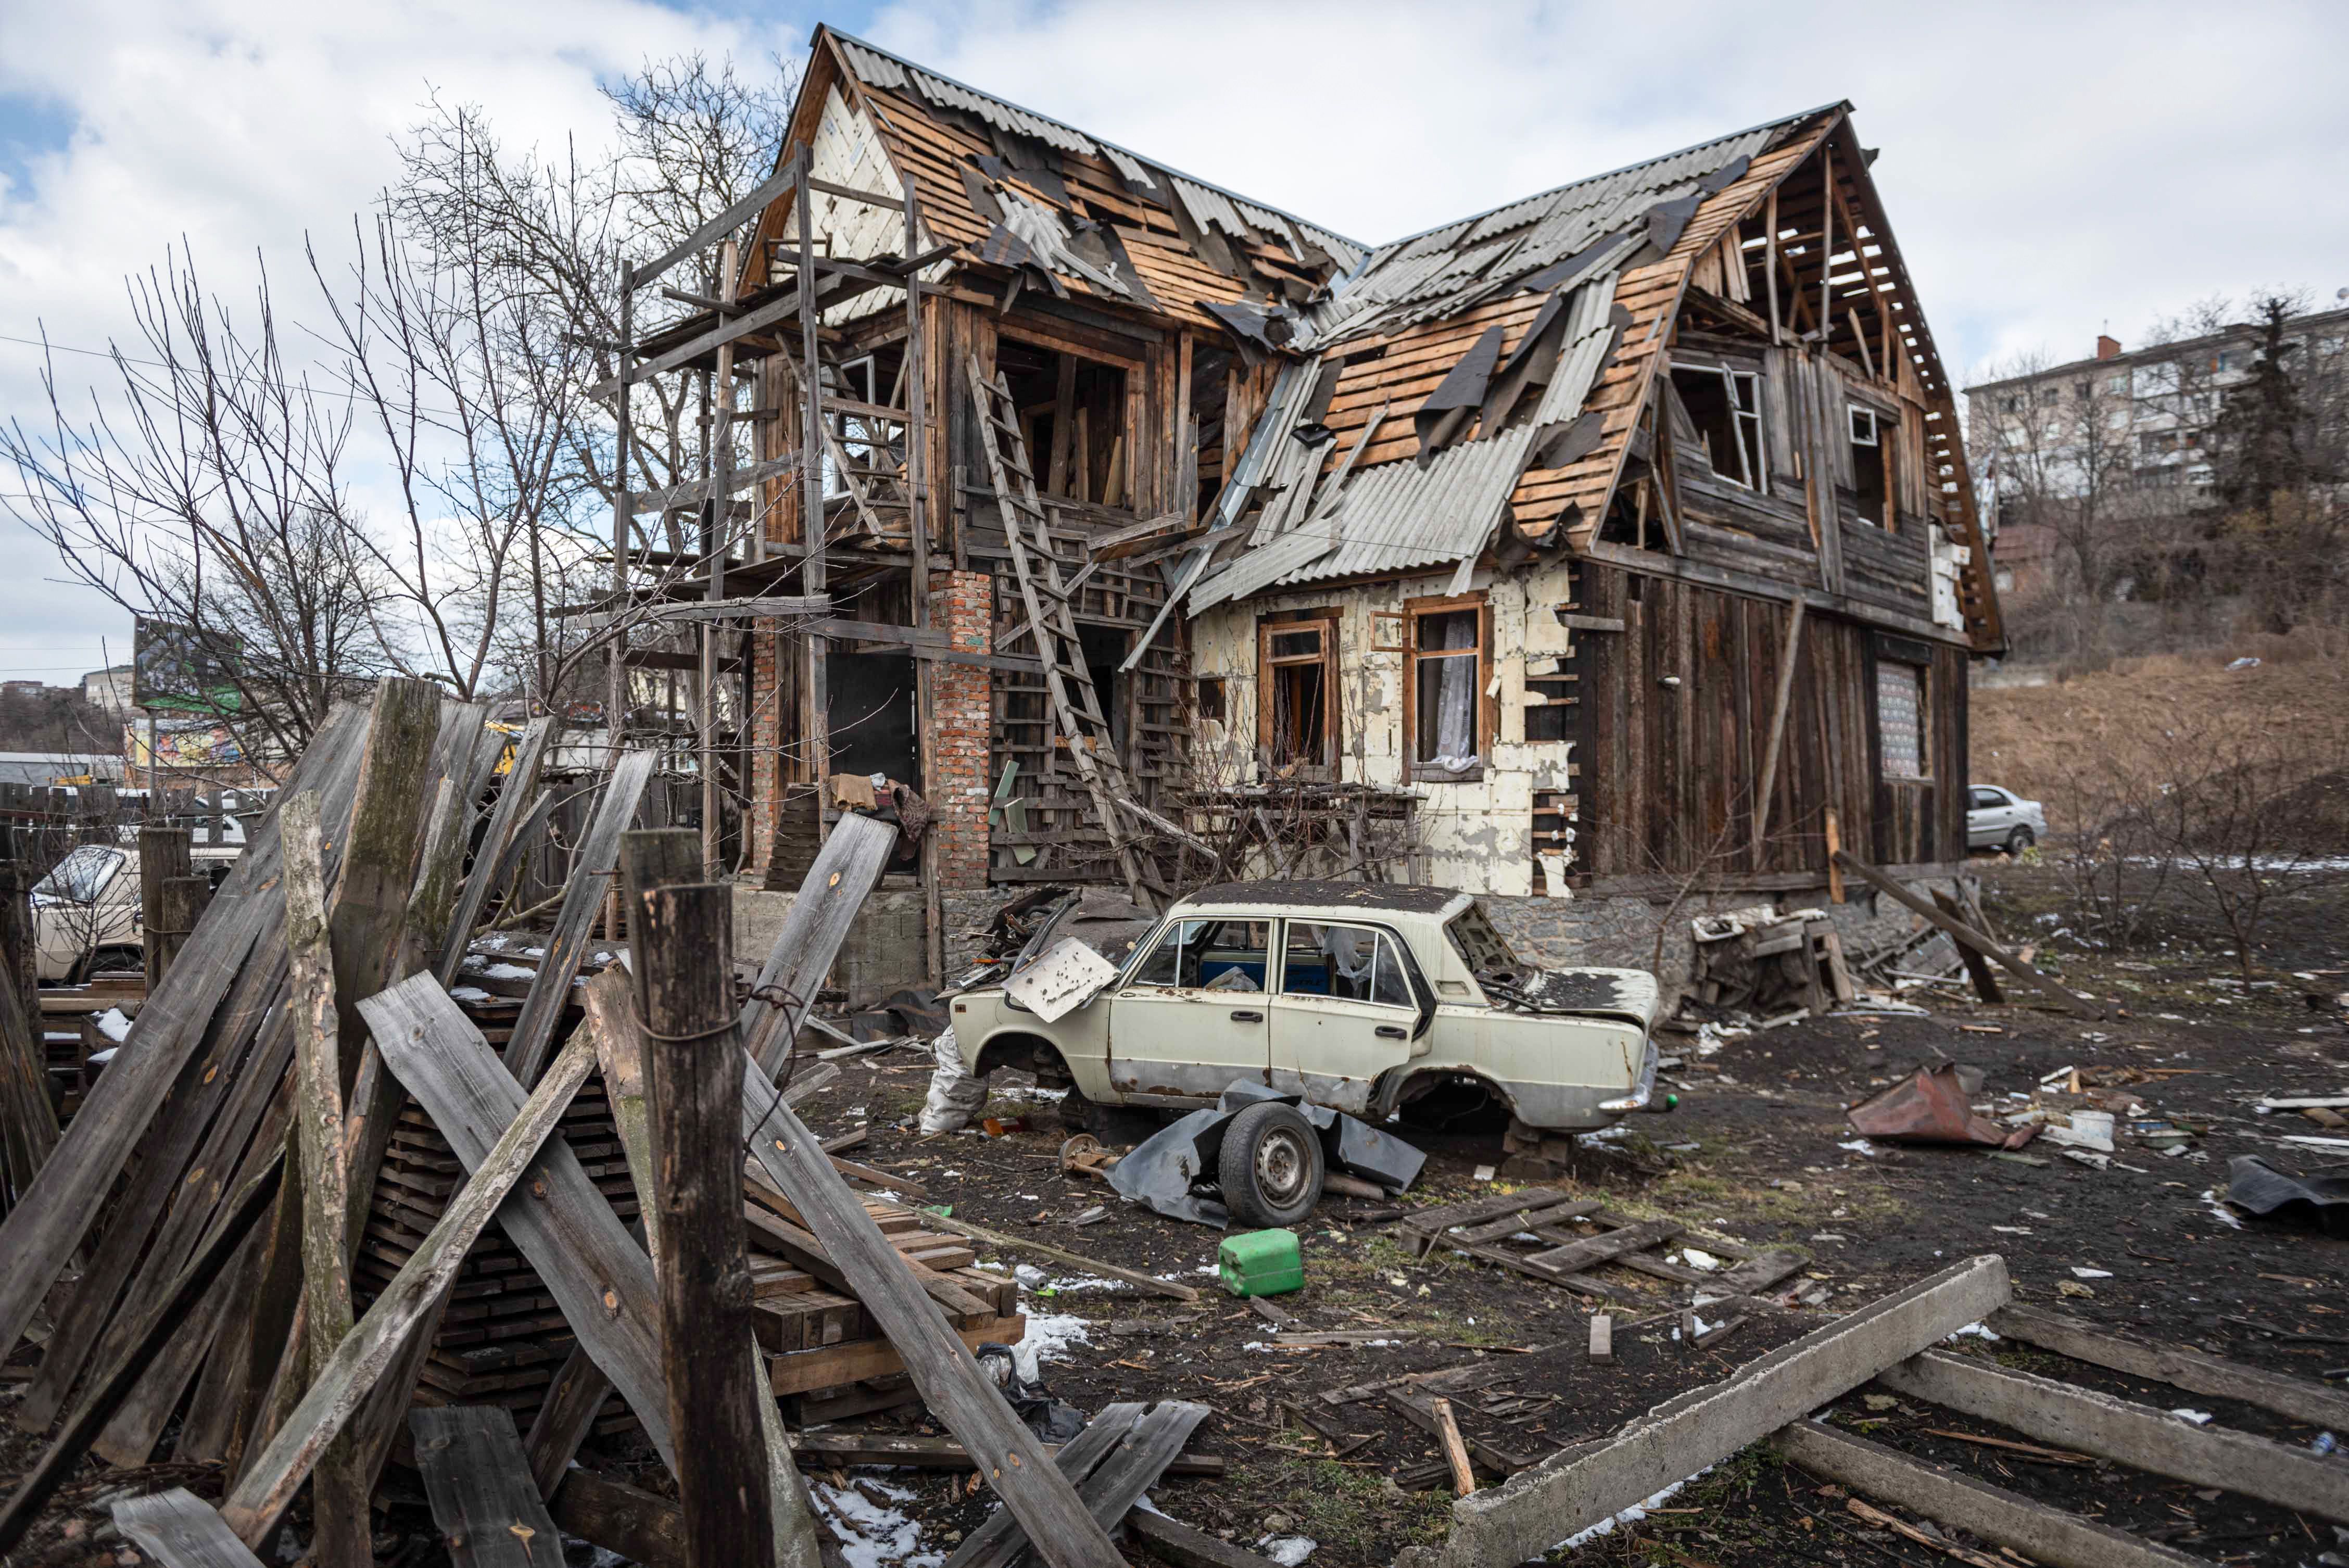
919, 1025, 989, 1134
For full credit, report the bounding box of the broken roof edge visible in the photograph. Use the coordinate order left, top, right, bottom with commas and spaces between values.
812, 24, 1370, 262
1352, 101, 1850, 274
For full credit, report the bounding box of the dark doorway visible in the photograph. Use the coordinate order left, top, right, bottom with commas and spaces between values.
828, 651, 918, 787
1077, 623, 1130, 755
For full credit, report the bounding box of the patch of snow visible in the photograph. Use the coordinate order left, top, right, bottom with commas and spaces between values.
1033, 1274, 1129, 1294
448, 985, 491, 1003
1679, 1248, 1721, 1272
1013, 1312, 1092, 1379
2199, 1191, 2245, 1230
87, 1047, 117, 1067
1552, 1471, 1707, 1551
1837, 1139, 1879, 1157
1257, 1536, 1317, 1566
479, 962, 535, 980
92, 1007, 132, 1043
1944, 1322, 2002, 1343
815, 1476, 944, 1568
2069, 1267, 2113, 1279
2170, 1409, 2212, 1425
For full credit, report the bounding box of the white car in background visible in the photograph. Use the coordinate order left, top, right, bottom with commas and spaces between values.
1967, 785, 2046, 854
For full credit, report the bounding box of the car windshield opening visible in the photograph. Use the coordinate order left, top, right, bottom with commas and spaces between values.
34, 844, 124, 903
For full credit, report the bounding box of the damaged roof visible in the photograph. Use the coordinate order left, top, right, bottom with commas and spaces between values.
1184, 106, 1847, 610
797, 27, 1366, 332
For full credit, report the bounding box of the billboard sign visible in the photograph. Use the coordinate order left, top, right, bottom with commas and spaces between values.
132, 617, 242, 715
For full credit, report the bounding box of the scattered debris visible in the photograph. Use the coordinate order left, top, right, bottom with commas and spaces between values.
2225, 1155, 2349, 1235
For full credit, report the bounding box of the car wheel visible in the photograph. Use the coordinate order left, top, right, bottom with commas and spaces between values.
2005, 826, 2035, 853
1217, 1102, 1324, 1229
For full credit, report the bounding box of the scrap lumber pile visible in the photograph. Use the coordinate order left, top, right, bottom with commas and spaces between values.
0, 681, 1136, 1568
1400, 1189, 1800, 1303
1685, 904, 1853, 1017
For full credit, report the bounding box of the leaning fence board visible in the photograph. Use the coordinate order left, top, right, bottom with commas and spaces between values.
1987, 1304, 2349, 1432
739, 813, 900, 1072
550, 1470, 689, 1568
111, 1487, 267, 1568
1774, 1421, 2206, 1568
0, 1145, 286, 1557
217, 1014, 600, 1547
504, 749, 656, 1086
944, 1403, 1144, 1568
739, 1055, 1128, 1568
437, 717, 554, 986
411, 1407, 563, 1568
1877, 1347, 2349, 1524
1832, 853, 2100, 1018
1416, 1255, 2012, 1568
0, 702, 366, 1363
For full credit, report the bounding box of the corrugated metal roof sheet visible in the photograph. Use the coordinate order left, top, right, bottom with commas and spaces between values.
1304, 109, 1822, 345
1191, 271, 1623, 611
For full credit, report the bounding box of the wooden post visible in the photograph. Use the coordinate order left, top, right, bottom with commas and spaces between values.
156, 875, 211, 990
139, 825, 193, 992
634, 861, 774, 1568
905, 173, 945, 986
1823, 808, 1845, 903
281, 791, 370, 1568
1749, 598, 1806, 867
1762, 189, 1782, 345
1432, 1397, 1476, 1496
795, 149, 830, 827
0, 846, 36, 1038
704, 237, 740, 881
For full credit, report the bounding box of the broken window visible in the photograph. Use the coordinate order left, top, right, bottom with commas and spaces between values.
1410, 601, 1486, 778
1197, 677, 1227, 723
996, 334, 1132, 505
1257, 615, 1338, 772
1876, 660, 1927, 780
1850, 403, 1891, 526
1669, 365, 1765, 490
1281, 921, 1413, 1008
1130, 918, 1270, 990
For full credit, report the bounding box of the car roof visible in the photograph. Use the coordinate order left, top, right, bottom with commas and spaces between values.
1171, 881, 1472, 919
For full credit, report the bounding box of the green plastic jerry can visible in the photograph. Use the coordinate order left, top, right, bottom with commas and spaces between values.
1217, 1229, 1304, 1297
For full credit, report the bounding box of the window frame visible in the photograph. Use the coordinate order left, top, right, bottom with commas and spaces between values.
1255, 609, 1342, 774
1403, 591, 1495, 783
1875, 657, 1930, 783
1276, 919, 1418, 1010
1668, 361, 1767, 493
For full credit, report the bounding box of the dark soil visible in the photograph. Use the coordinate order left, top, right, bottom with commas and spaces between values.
6, 859, 2346, 1567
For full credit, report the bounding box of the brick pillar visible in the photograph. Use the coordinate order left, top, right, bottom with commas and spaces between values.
743, 619, 784, 876
930, 571, 994, 890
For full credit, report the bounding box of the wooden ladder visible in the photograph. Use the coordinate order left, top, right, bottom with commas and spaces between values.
962, 353, 1158, 912
817, 357, 915, 547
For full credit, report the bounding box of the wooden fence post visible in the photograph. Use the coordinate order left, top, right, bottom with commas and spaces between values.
139, 826, 192, 992
633, 852, 774, 1568
156, 875, 212, 989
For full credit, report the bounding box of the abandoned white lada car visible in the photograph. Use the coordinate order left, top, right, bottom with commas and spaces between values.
948, 880, 1663, 1136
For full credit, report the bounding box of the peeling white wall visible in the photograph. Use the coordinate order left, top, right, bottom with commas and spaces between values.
779, 84, 915, 328
1190, 557, 1585, 898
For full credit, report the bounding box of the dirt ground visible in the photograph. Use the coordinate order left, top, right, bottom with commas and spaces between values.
745, 855, 2349, 1568
5, 857, 2346, 1567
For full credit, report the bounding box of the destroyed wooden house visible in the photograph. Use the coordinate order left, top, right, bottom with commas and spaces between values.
598, 27, 2004, 982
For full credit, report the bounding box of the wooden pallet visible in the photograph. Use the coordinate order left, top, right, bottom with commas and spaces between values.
1401, 1188, 1801, 1300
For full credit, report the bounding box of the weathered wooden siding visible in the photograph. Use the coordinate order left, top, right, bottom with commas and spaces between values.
1568, 561, 1964, 881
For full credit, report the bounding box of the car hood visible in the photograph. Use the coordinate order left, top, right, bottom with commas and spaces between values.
1476, 966, 1660, 1031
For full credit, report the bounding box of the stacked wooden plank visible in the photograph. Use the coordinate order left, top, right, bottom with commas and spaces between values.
356, 1062, 1024, 1431
1402, 1189, 1800, 1301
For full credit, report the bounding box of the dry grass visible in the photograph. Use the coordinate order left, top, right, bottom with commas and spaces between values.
1973, 638, 2349, 811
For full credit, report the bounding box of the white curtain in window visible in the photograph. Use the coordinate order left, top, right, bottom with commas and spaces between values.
1435, 614, 1475, 761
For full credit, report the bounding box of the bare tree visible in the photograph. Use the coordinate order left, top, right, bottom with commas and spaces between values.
1, 249, 388, 767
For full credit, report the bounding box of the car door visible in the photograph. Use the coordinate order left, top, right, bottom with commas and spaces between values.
1967, 787, 2005, 846
1105, 916, 1272, 1099
1267, 920, 1422, 1115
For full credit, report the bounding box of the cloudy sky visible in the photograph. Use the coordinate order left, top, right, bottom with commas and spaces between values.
3, 0, 2345, 686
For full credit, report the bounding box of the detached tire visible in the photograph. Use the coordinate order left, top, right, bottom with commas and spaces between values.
1218, 1102, 1324, 1229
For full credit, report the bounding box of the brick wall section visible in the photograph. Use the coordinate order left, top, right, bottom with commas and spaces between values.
930, 570, 995, 890
744, 619, 785, 875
